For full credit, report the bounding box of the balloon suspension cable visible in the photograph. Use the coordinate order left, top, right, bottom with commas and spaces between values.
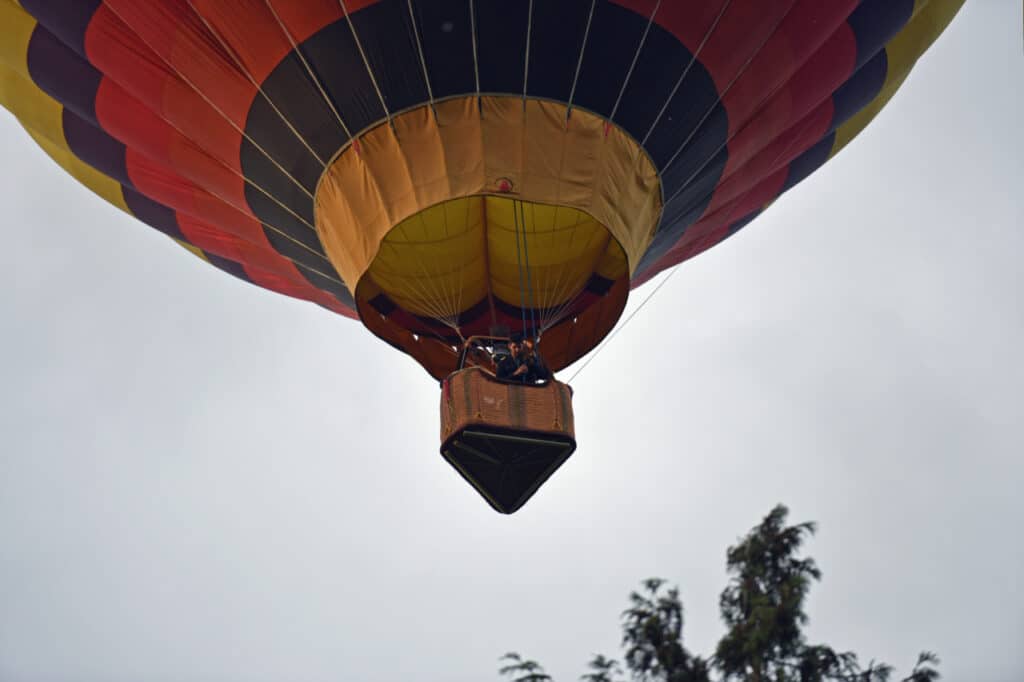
565, 263, 681, 384
512, 199, 529, 340
538, 210, 588, 333
518, 200, 539, 341
566, 102, 828, 386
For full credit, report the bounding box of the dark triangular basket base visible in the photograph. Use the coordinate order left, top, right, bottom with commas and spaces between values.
442, 426, 576, 514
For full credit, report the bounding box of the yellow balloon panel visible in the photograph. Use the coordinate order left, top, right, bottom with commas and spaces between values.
367, 196, 488, 321
484, 197, 616, 311
363, 196, 627, 322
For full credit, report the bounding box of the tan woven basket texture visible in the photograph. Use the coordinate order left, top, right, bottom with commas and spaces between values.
440, 368, 575, 442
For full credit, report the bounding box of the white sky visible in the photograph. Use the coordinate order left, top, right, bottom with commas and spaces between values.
1, 3, 1021, 681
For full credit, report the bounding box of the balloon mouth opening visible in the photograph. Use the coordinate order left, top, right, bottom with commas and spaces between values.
354, 195, 630, 380
311, 95, 661, 379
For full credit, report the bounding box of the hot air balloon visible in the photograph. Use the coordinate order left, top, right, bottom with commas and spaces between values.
0, 0, 964, 512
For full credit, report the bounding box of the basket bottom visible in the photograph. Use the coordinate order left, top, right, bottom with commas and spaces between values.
441, 427, 576, 514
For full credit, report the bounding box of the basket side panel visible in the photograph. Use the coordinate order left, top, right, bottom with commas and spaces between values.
441, 369, 575, 444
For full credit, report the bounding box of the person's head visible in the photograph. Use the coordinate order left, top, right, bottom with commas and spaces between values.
523, 337, 536, 351
509, 332, 523, 355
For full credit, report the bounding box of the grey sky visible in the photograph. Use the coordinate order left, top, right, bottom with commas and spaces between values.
0, 2, 1021, 681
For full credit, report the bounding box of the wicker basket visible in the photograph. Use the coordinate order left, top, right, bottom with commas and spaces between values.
440, 367, 575, 442
439, 368, 576, 513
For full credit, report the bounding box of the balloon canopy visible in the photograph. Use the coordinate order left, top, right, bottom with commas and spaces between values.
1, 0, 964, 378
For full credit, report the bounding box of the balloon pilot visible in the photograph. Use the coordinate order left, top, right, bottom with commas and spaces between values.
461, 332, 551, 385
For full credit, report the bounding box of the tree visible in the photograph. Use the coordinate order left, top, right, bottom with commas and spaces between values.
500, 505, 938, 682
716, 505, 822, 681
580, 655, 623, 682
499, 652, 553, 682
618, 578, 711, 682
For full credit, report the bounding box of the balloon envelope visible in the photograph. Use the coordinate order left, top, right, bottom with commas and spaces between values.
0, 0, 965, 377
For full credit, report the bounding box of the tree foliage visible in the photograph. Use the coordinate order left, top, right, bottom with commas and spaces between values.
500, 505, 938, 682
499, 652, 553, 682
716, 505, 821, 681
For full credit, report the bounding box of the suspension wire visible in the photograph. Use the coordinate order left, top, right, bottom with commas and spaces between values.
539, 212, 588, 330
534, 204, 561, 331
338, 0, 392, 125
534, 203, 556, 326
100, 2, 316, 208
608, 0, 662, 122
264, 0, 353, 139
565, 264, 681, 384
544, 213, 610, 332
388, 222, 460, 328
566, 94, 828, 385
406, 0, 436, 112
537, 90, 569, 330
403, 220, 456, 323
530, 201, 577, 335
522, 0, 534, 105
374, 198, 481, 338
658, 3, 797, 185
519, 200, 539, 340
185, 0, 327, 167
454, 196, 474, 328
566, 0, 597, 122
542, 228, 608, 332
639, 0, 731, 149
512, 199, 529, 339
438, 199, 461, 328
469, 0, 481, 96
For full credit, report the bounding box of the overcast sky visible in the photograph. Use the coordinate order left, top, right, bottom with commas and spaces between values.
1, 3, 1021, 681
